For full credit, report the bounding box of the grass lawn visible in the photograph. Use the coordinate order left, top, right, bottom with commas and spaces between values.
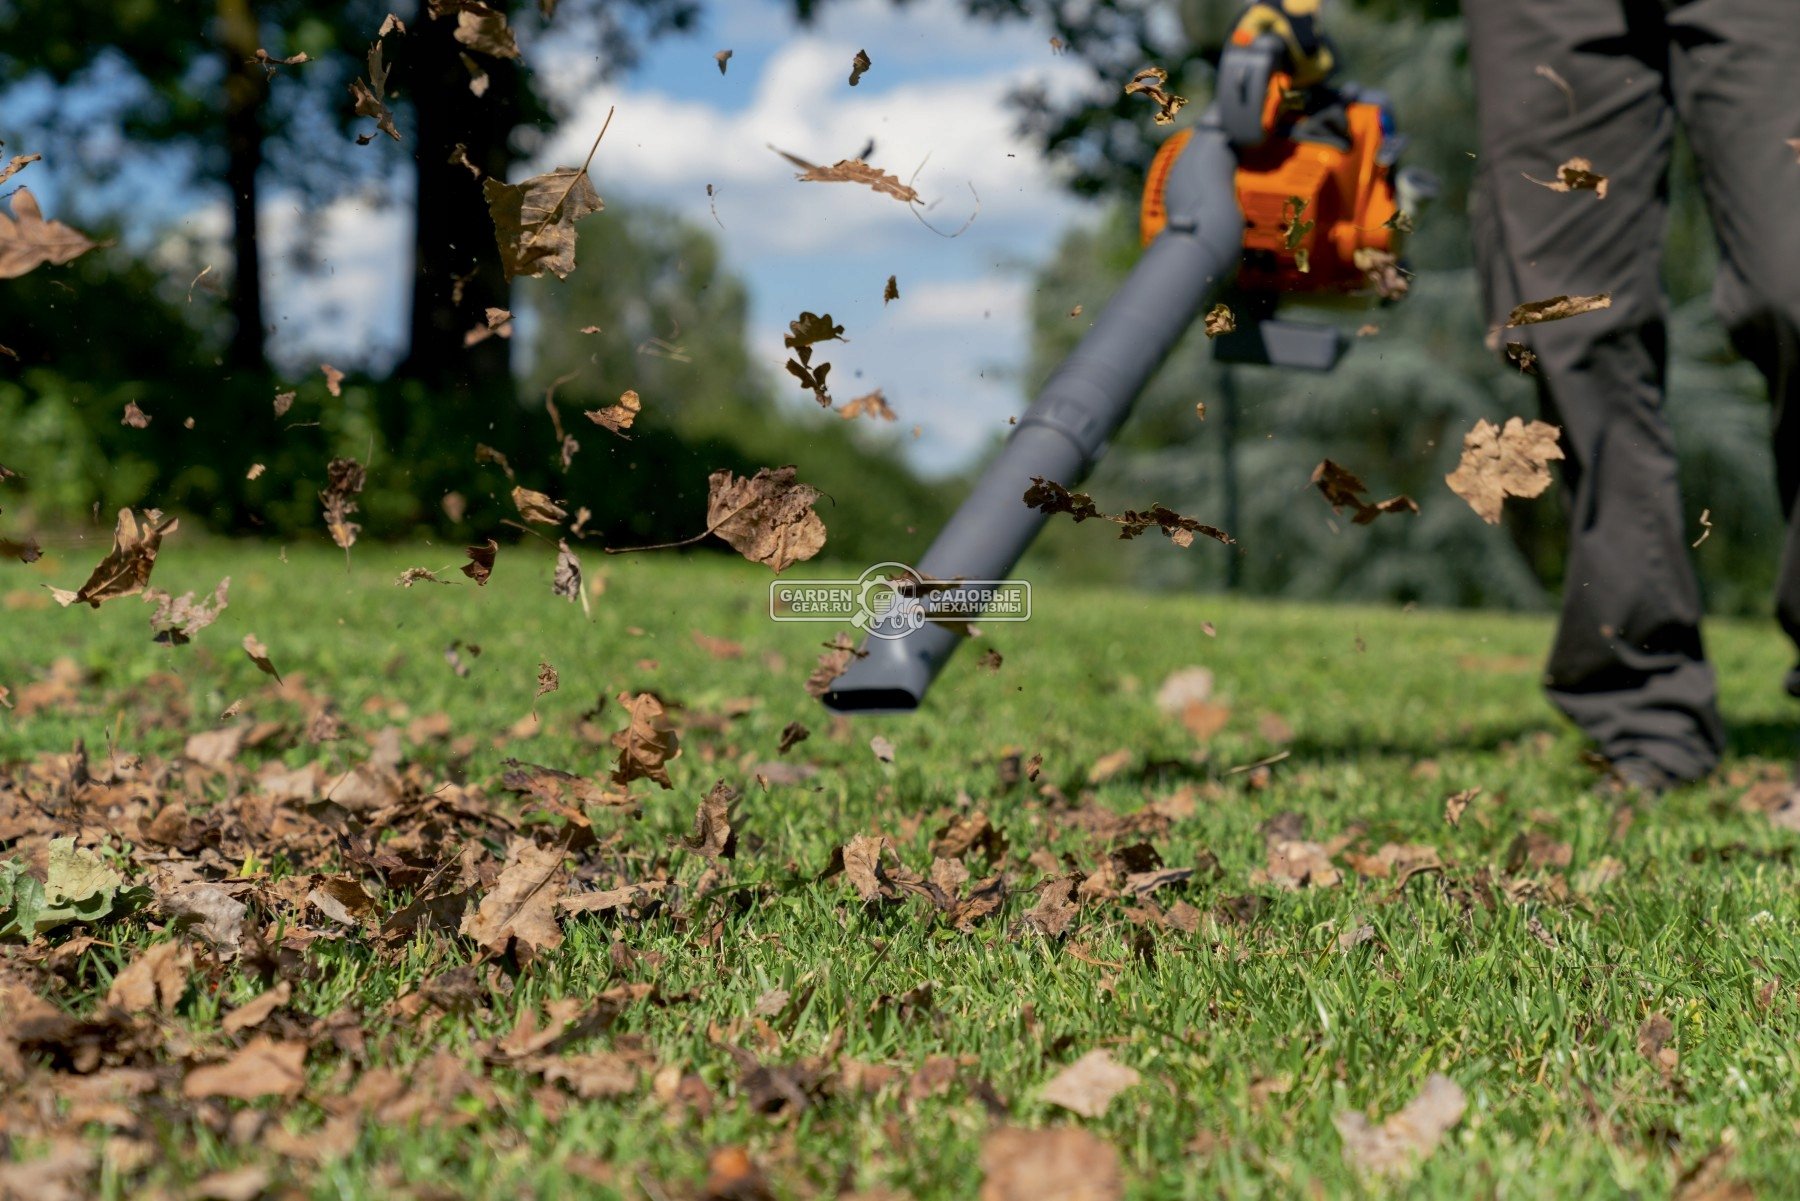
2, 538, 1798, 1199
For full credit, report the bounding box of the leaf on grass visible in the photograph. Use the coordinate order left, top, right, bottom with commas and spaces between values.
1505, 293, 1611, 327
870, 735, 896, 763
459, 839, 566, 963
585, 389, 640, 436
242, 633, 281, 682
611, 691, 680, 789
462, 539, 497, 585
1024, 478, 1230, 548
222, 981, 292, 1036
349, 41, 400, 144
838, 389, 895, 421
183, 1037, 307, 1101
1444, 787, 1478, 827
0, 187, 99, 279
483, 118, 612, 281
1041, 1049, 1141, 1118
1203, 303, 1235, 338
770, 147, 921, 203
1445, 417, 1564, 524
320, 457, 365, 549
1124, 65, 1186, 125
106, 940, 192, 1012
1526, 156, 1608, 199
1637, 1013, 1677, 1071
849, 48, 872, 85
157, 882, 248, 954
51, 508, 177, 608
512, 485, 566, 525
980, 1127, 1123, 1201
1311, 460, 1419, 525
715, 49, 733, 74
676, 779, 737, 858
0, 153, 40, 185
706, 466, 828, 573
145, 576, 230, 645
1334, 1074, 1467, 1177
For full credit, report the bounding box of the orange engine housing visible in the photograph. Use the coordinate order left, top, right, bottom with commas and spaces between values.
1140, 93, 1400, 296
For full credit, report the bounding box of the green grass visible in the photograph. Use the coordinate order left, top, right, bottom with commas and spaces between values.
3, 538, 1799, 1199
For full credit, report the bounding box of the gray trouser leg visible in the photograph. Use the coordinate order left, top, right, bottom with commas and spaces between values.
1461, 0, 1724, 780
1664, 0, 1800, 698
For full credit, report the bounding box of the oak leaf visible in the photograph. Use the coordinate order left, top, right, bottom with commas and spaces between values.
0, 153, 39, 186
1444, 417, 1564, 524
705, 466, 827, 573
0, 187, 98, 279
349, 41, 400, 143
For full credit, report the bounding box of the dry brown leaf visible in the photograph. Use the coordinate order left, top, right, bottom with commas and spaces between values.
706, 466, 827, 573
1505, 292, 1612, 327
553, 539, 589, 616
0, 187, 99, 279
462, 538, 497, 585
512, 485, 566, 525
1444, 417, 1564, 524
676, 779, 737, 858
611, 691, 680, 789
980, 1126, 1122, 1201
246, 463, 265, 480
320, 363, 345, 395
1041, 1050, 1140, 1118
1355, 247, 1410, 300
106, 940, 192, 1012
483, 116, 611, 281
448, 1, 520, 58
1024, 477, 1230, 547
884, 274, 899, 303
145, 576, 230, 645
459, 839, 566, 964
715, 49, 733, 74
273, 390, 296, 416
849, 48, 872, 85
242, 633, 281, 682
1334, 1074, 1467, 1177
1124, 65, 1187, 125
183, 1037, 308, 1101
0, 152, 40, 185
838, 389, 895, 422
1444, 787, 1478, 828
51, 508, 178, 608
870, 734, 896, 763
771, 147, 921, 203
1203, 303, 1235, 337
585, 389, 640, 436
349, 41, 400, 144
806, 631, 866, 698
221, 981, 292, 1035
320, 457, 365, 549
1637, 1013, 1677, 1070
535, 660, 559, 699
1311, 460, 1419, 525
121, 400, 150, 428
1526, 156, 1608, 199
1789, 138, 1800, 163
252, 48, 311, 76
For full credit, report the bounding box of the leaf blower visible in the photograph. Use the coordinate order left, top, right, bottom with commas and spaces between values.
820, 1, 1433, 714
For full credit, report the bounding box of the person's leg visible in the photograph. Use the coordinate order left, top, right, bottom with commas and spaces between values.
1666, 0, 1800, 699
1461, 0, 1724, 781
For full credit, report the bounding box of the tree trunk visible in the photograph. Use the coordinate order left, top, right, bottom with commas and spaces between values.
398, 11, 519, 400
218, 0, 267, 374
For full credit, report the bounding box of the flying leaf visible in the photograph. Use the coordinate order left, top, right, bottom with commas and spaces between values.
273, 390, 295, 416
107, 940, 193, 1012
786, 311, 845, 348
1505, 293, 1612, 327
320, 457, 365, 549
770, 147, 921, 203
884, 274, 899, 303
1445, 417, 1565, 524
535, 660, 558, 699
585, 389, 640, 436
849, 48, 872, 86
1334, 1074, 1467, 1177
715, 49, 733, 74
460, 839, 566, 964
51, 508, 178, 608
320, 363, 345, 395
120, 400, 151, 428
1526, 156, 1608, 199
1203, 303, 1235, 338
0, 187, 99, 279
463, 306, 513, 346
242, 633, 281, 682
838, 389, 895, 421
145, 577, 230, 645
1311, 461, 1419, 525
1355, 248, 1410, 300
1125, 65, 1187, 125
395, 567, 446, 587
706, 466, 828, 573
676, 780, 737, 858
1041, 1050, 1141, 1118
611, 691, 680, 789
349, 41, 400, 143
512, 486, 566, 525
0, 153, 39, 185
553, 539, 589, 616
252, 48, 311, 77
483, 114, 612, 281
1024, 478, 1230, 547
463, 538, 497, 585
806, 631, 867, 698
448, 1, 520, 58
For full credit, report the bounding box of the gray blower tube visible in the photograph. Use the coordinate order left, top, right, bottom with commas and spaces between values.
820, 120, 1245, 713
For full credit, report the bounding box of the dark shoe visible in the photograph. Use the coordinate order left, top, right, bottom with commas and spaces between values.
1594, 757, 1684, 800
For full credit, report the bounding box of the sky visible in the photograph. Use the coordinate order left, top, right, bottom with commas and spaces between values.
246, 0, 1112, 475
